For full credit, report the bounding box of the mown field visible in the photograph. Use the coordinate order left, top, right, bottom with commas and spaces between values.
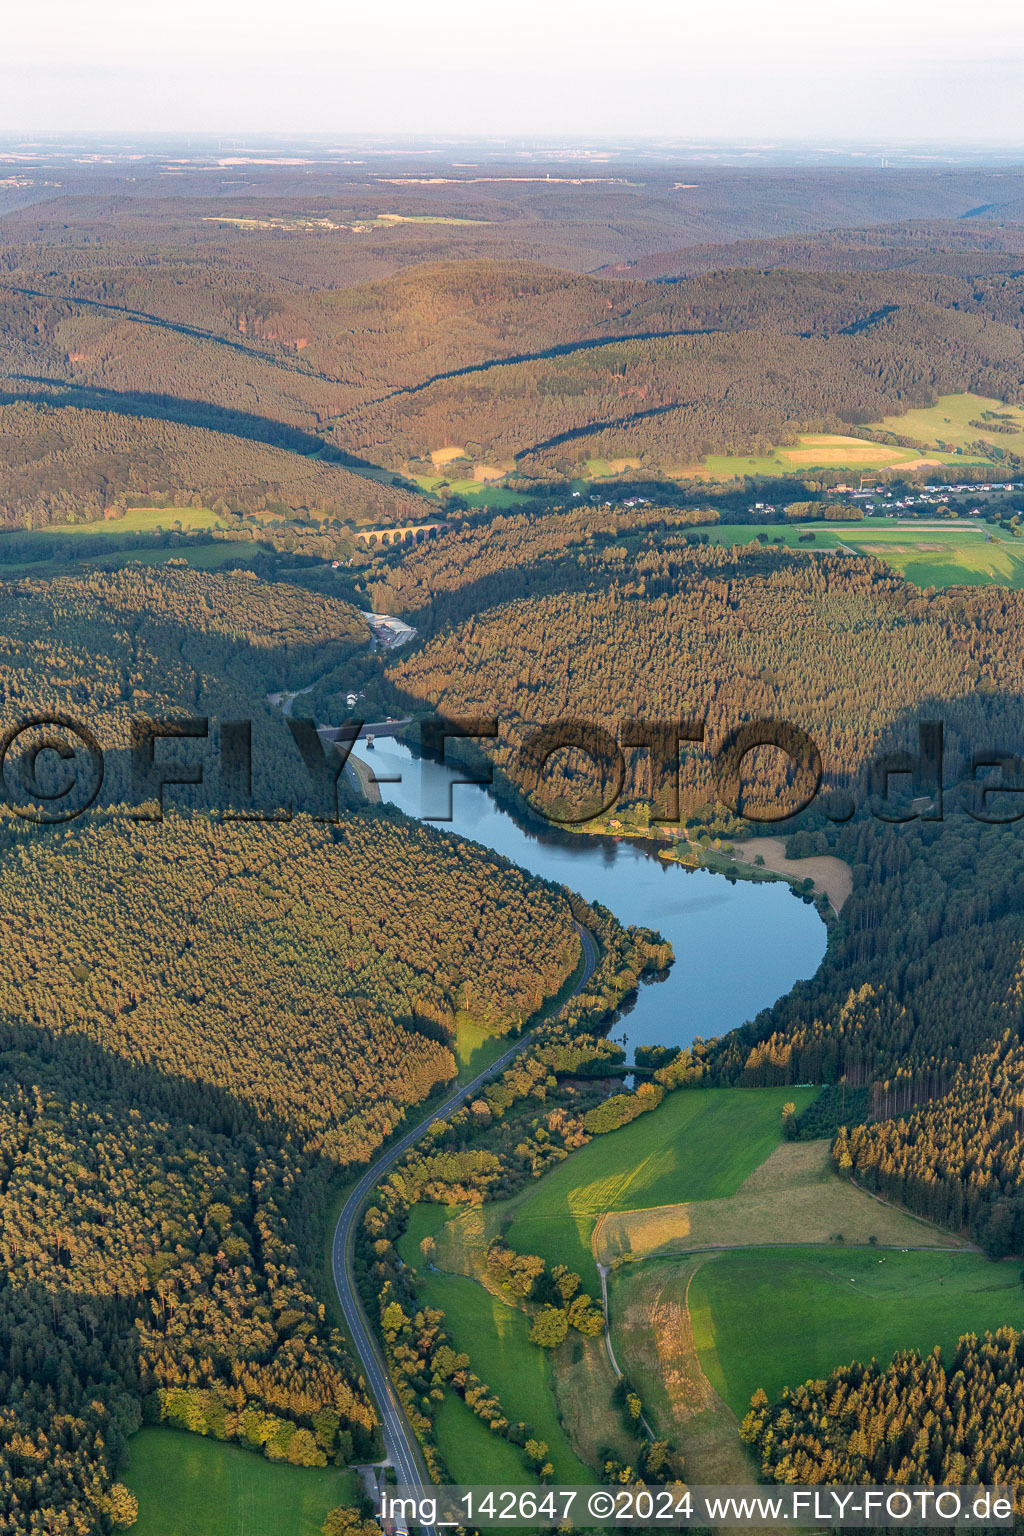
503, 1087, 815, 1287
689, 1247, 1024, 1419
414, 1270, 592, 1482
125, 1429, 359, 1536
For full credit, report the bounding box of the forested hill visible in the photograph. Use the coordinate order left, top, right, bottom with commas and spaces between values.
0, 560, 657, 1533
389, 537, 1024, 815
4, 219, 1024, 519
613, 220, 1024, 281
384, 533, 1024, 1257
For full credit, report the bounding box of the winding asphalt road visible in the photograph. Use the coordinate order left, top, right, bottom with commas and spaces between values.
330, 922, 599, 1517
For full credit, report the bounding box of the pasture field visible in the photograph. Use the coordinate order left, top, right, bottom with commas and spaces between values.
503, 1087, 816, 1287
846, 531, 1024, 589
408, 1204, 629, 1477
0, 541, 256, 580
594, 1139, 958, 1265
415, 1271, 592, 1482
703, 521, 848, 548
455, 1016, 515, 1079
47, 505, 224, 536
689, 1247, 1024, 1419
871, 392, 1024, 456
407, 471, 530, 508
98, 542, 256, 570
705, 518, 1024, 590
583, 457, 644, 478
430, 446, 468, 467
126, 1428, 359, 1536
686, 433, 964, 480
433, 1392, 528, 1484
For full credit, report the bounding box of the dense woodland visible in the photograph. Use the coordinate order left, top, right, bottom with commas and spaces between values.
359, 503, 717, 627
386, 535, 1024, 1124
0, 563, 369, 810
7, 166, 1024, 1522
0, 560, 650, 1530
0, 812, 581, 1162
743, 1330, 1024, 1491
389, 540, 1024, 818
0, 398, 421, 529
4, 192, 1024, 523
0, 1035, 378, 1534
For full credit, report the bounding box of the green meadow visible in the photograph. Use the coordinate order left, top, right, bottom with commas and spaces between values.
43, 505, 224, 537
845, 529, 1024, 589
407, 471, 530, 509
454, 1017, 513, 1079
432, 1393, 527, 1483
503, 1087, 816, 1288
395, 1201, 455, 1269
415, 1271, 592, 1482
125, 1428, 359, 1536
871, 392, 1024, 457
703, 522, 849, 549
689, 1246, 1024, 1418
98, 541, 256, 569
704, 518, 1024, 590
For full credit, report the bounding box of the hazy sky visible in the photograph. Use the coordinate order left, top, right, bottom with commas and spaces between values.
3, 0, 1024, 144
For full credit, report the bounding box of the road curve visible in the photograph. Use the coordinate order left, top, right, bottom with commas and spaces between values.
331, 921, 599, 1516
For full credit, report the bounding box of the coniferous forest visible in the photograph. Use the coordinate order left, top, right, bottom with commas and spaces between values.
6, 150, 1024, 1527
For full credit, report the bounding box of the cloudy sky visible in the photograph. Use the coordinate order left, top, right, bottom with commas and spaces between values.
3, 0, 1023, 144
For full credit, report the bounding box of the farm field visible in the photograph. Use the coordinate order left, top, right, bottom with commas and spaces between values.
39, 505, 225, 537
705, 518, 1024, 589
407, 470, 531, 508
125, 1428, 359, 1536
584, 457, 643, 477
594, 1139, 959, 1265
689, 1247, 1024, 1419
847, 531, 1024, 588
684, 433, 968, 480
502, 1086, 816, 1287
871, 392, 1024, 456
414, 1271, 592, 1482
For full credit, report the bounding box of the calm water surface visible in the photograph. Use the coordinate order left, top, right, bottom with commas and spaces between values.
355, 740, 826, 1054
